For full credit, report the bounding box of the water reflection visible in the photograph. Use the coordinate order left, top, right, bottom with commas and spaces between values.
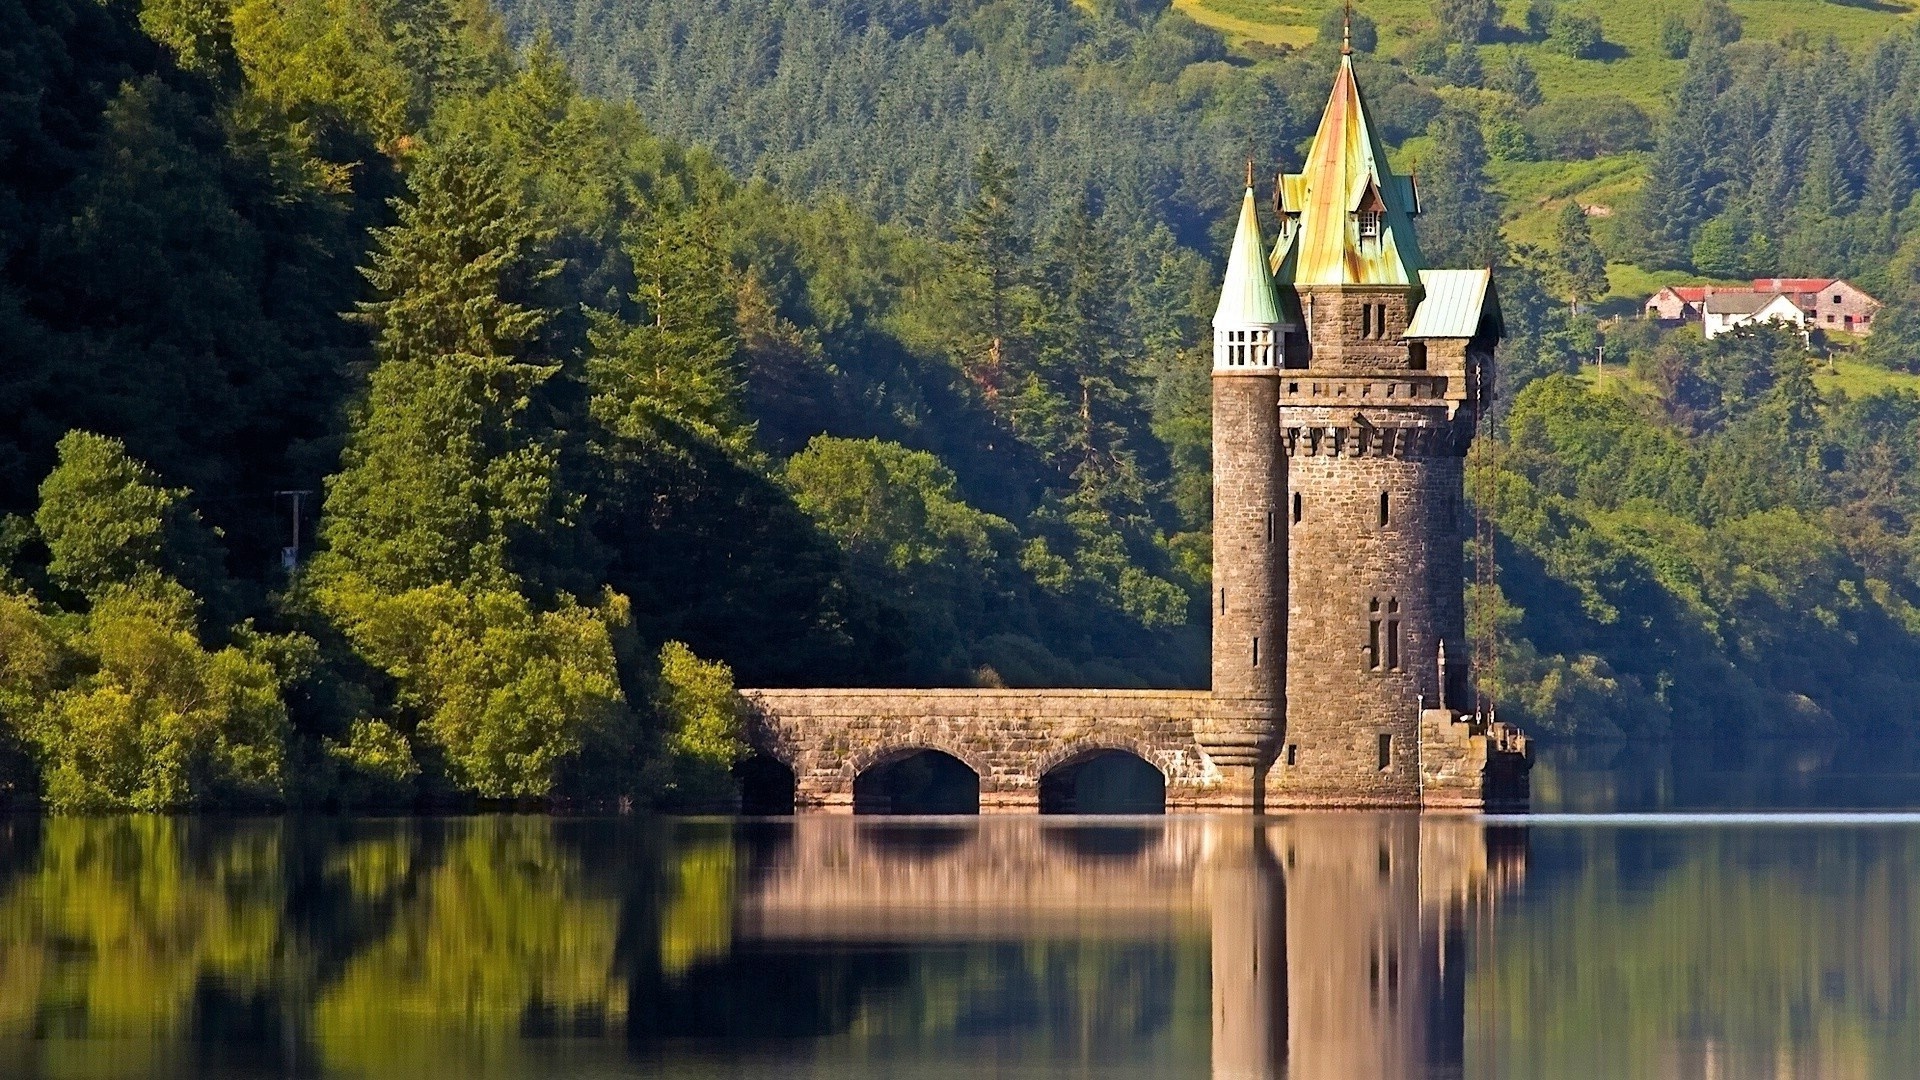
0, 813, 1914, 1078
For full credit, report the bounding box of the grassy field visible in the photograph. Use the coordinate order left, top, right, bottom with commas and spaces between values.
1178, 0, 1916, 93
1814, 356, 1920, 398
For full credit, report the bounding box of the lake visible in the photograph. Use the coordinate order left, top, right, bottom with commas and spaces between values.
3, 739, 1919, 1079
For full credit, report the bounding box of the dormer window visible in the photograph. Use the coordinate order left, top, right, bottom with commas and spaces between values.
1359, 211, 1382, 239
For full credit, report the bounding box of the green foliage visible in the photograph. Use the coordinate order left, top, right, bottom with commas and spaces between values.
1526, 97, 1653, 159
323, 717, 420, 804
1490, 53, 1545, 109
314, 134, 563, 597
1419, 107, 1506, 267
320, 583, 631, 799
1547, 11, 1605, 58
1692, 0, 1742, 48
1554, 202, 1610, 307
587, 202, 746, 451
35, 432, 216, 602
1658, 10, 1692, 58
1317, 6, 1376, 53
1434, 0, 1497, 44
650, 640, 745, 807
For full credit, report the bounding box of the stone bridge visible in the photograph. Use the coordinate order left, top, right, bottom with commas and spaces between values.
740, 688, 1227, 812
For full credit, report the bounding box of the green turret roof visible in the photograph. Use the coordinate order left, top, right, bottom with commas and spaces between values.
1213, 185, 1285, 328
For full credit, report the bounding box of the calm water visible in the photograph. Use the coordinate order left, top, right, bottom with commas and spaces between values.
2, 741, 1919, 1079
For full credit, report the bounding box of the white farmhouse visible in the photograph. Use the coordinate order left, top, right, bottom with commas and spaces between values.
1702, 291, 1807, 340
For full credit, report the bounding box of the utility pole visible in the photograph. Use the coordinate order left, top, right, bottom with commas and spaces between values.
274, 490, 311, 572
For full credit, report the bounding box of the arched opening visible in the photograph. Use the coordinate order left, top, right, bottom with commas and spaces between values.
853, 750, 979, 815
1039, 750, 1166, 814
734, 754, 796, 815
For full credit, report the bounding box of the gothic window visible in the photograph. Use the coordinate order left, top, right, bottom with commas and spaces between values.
1366, 598, 1381, 670
1386, 598, 1402, 671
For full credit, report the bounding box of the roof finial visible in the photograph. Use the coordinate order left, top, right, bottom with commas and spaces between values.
1246, 155, 1256, 189
1342, 0, 1353, 55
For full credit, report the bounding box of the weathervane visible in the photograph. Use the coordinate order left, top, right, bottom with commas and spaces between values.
1342, 0, 1353, 55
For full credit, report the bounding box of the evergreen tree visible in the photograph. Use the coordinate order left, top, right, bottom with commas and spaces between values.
315, 134, 563, 595
1418, 108, 1506, 268
1554, 202, 1609, 310
1491, 53, 1544, 109
950, 149, 1031, 403
587, 201, 746, 451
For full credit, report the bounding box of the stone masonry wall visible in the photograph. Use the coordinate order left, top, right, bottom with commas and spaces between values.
1207, 369, 1284, 794
740, 688, 1224, 811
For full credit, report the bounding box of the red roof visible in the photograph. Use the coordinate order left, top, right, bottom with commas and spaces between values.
1751, 278, 1833, 294
1665, 287, 1711, 303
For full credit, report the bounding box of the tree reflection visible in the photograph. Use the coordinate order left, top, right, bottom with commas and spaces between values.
0, 815, 1915, 1079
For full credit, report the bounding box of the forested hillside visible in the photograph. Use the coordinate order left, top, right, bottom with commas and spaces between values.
6, 0, 1920, 815
494, 0, 1920, 739
0, 0, 1212, 811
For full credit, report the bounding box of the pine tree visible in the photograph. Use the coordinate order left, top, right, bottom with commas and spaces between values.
1554, 202, 1609, 310
1418, 108, 1506, 268
587, 201, 745, 451
316, 133, 563, 595
950, 148, 1030, 401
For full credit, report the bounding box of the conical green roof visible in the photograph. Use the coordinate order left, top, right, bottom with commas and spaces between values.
1213, 186, 1285, 328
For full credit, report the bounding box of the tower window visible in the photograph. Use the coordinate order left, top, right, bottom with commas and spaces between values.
1379, 491, 1390, 527
1252, 636, 1259, 667
1286, 744, 1297, 766
1220, 587, 1227, 613
1366, 598, 1381, 671
1292, 492, 1302, 523
1386, 598, 1402, 671
1373, 303, 1389, 339
1266, 510, 1274, 543
1409, 342, 1427, 370
1359, 211, 1382, 239
1378, 733, 1392, 771
1361, 303, 1373, 338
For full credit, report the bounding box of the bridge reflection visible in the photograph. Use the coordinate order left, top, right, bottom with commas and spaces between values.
723, 815, 1527, 1079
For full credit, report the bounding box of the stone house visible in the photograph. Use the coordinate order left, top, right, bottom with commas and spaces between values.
1753, 278, 1880, 335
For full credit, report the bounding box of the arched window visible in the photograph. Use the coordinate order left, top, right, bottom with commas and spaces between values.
1366, 598, 1381, 671
1386, 598, 1402, 671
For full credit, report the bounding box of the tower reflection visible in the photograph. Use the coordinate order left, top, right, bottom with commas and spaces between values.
733, 814, 1528, 1078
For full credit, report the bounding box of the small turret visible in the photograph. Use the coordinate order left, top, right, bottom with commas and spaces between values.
1213, 176, 1286, 370
1202, 171, 1292, 806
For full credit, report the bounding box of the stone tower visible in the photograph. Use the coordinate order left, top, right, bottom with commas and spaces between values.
1257, 42, 1507, 806
1201, 175, 1293, 808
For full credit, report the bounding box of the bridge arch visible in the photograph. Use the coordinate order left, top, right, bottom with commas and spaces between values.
851, 746, 981, 815
1037, 742, 1168, 815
